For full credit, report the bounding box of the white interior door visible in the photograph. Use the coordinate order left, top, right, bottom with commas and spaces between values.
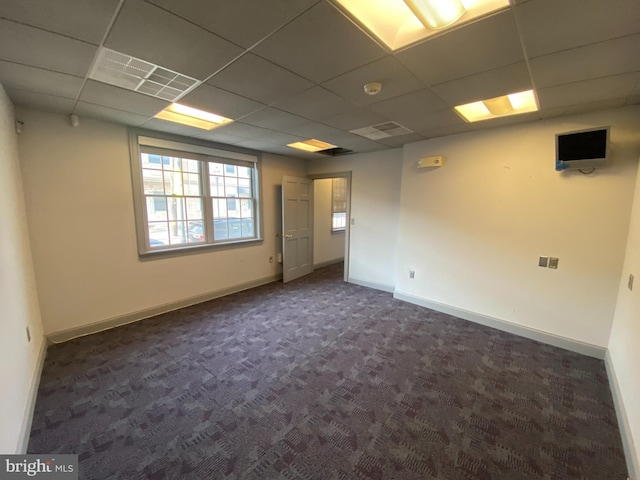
282, 176, 313, 283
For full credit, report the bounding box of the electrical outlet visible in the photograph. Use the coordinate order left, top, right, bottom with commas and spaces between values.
409, 269, 415, 279
538, 256, 549, 267
549, 257, 559, 269
628, 274, 634, 291
26, 326, 31, 342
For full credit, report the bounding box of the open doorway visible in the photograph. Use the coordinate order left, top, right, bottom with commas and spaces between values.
310, 173, 351, 282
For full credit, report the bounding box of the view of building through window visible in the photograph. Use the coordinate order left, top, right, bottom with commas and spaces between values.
331, 177, 347, 231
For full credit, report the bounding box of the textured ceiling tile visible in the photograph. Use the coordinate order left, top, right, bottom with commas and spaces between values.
369, 88, 449, 123
530, 34, 640, 89
321, 108, 390, 131
0, 19, 97, 76
207, 53, 314, 105
539, 99, 628, 120
253, 2, 387, 84
180, 84, 266, 120
0, 61, 84, 99
104, 0, 243, 80
515, 0, 640, 58
274, 86, 355, 121
209, 122, 274, 140
0, 0, 120, 44
396, 11, 524, 86
5, 87, 76, 114
139, 118, 207, 138
73, 102, 150, 126
146, 0, 319, 48
432, 62, 532, 106
537, 73, 640, 110
79, 80, 169, 116
240, 107, 310, 131
322, 56, 424, 106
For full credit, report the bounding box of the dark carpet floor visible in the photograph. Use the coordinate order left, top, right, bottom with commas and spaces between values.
28, 263, 628, 479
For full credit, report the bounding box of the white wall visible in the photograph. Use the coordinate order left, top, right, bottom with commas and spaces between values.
395, 106, 640, 349
0, 87, 45, 452
609, 151, 640, 476
17, 109, 307, 337
313, 178, 345, 266
308, 149, 403, 291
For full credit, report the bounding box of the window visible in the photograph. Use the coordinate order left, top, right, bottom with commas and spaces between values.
130, 133, 261, 255
331, 177, 347, 232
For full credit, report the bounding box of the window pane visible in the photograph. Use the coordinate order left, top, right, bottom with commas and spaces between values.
210, 176, 224, 196
165, 156, 181, 171
167, 197, 186, 222
141, 153, 162, 169
183, 173, 200, 195
238, 166, 251, 178
210, 162, 224, 175
238, 178, 251, 198
186, 197, 202, 221
148, 222, 168, 246
240, 199, 253, 220
229, 218, 242, 239
143, 169, 164, 194
332, 212, 346, 230
168, 221, 188, 245
183, 158, 199, 173
213, 198, 227, 220
214, 219, 229, 240
225, 176, 238, 197
146, 197, 168, 221
164, 171, 183, 195
187, 220, 204, 243
225, 164, 237, 175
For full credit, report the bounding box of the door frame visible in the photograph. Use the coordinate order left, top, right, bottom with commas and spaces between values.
307, 171, 352, 283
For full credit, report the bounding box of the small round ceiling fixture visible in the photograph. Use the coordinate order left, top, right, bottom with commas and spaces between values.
363, 82, 382, 96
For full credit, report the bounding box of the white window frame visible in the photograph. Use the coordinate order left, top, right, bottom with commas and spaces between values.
129, 130, 262, 257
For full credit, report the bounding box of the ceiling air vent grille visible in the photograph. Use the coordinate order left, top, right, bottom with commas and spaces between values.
350, 121, 413, 140
89, 48, 200, 102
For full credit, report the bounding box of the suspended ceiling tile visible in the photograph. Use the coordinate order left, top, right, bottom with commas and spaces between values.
208, 122, 274, 140
179, 83, 266, 120
369, 88, 449, 123
274, 86, 355, 122
432, 62, 532, 106
79, 80, 169, 116
0, 61, 85, 99
140, 118, 209, 138
514, 0, 640, 58
146, 0, 319, 48
322, 56, 424, 107
0, 19, 97, 76
321, 107, 390, 131
375, 132, 425, 147
104, 0, 243, 80
73, 102, 150, 126
397, 108, 464, 133
207, 53, 314, 105
252, 131, 308, 147
418, 122, 476, 139
396, 11, 524, 86
289, 122, 353, 144
537, 73, 640, 110
0, 0, 120, 44
240, 107, 310, 131
253, 1, 387, 84
6, 88, 76, 114
529, 34, 640, 89
190, 127, 247, 145
539, 99, 629, 120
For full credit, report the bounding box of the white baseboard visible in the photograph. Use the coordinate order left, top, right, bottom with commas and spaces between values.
47, 274, 282, 344
605, 351, 639, 479
313, 258, 344, 269
16, 336, 47, 453
393, 291, 607, 359
348, 276, 395, 293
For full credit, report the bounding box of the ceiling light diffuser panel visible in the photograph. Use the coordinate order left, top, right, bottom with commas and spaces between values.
454, 90, 538, 122
154, 103, 233, 130
334, 0, 510, 50
287, 139, 337, 152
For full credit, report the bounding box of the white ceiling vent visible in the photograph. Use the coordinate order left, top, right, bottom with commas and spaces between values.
89, 48, 201, 102
350, 121, 413, 140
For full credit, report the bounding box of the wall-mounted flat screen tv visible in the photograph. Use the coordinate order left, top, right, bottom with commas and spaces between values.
555, 127, 609, 171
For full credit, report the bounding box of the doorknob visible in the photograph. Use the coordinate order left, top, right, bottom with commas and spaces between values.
283, 234, 293, 238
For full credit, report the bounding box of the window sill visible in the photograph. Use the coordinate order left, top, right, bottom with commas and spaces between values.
331, 229, 346, 235
139, 237, 263, 261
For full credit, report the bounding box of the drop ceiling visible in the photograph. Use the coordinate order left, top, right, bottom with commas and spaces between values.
0, 0, 638, 159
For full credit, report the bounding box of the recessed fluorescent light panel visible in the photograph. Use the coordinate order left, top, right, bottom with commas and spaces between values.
334, 0, 510, 50
454, 90, 538, 123
154, 103, 233, 130
89, 47, 200, 102
287, 139, 337, 152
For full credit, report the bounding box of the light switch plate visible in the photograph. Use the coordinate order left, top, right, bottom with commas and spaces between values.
538, 256, 548, 267
549, 257, 559, 269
